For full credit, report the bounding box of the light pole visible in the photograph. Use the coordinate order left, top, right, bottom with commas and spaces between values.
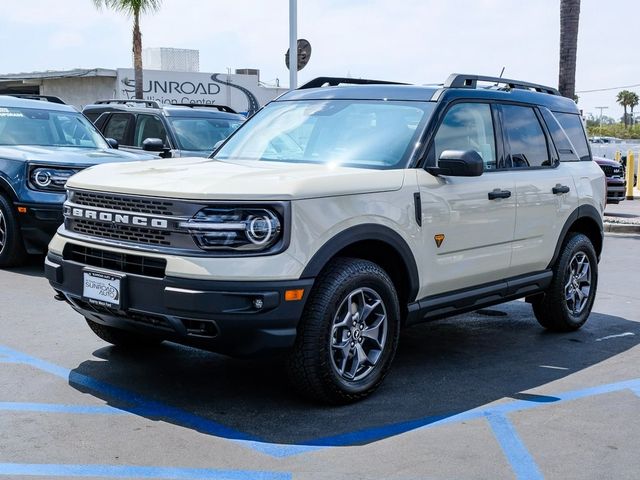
595, 106, 608, 135
289, 0, 298, 89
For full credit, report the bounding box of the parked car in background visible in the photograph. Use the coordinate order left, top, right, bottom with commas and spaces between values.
83, 100, 245, 158
594, 156, 626, 203
0, 95, 155, 267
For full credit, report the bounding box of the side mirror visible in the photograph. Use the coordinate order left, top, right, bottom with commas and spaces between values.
142, 137, 165, 152
427, 150, 484, 177
105, 138, 119, 149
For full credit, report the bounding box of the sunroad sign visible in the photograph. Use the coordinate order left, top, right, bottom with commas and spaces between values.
64, 205, 169, 230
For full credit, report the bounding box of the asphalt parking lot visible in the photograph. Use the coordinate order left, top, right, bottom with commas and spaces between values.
1, 233, 639, 480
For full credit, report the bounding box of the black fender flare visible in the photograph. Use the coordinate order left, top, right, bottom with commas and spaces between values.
548, 204, 604, 267
0, 175, 18, 201
300, 224, 420, 301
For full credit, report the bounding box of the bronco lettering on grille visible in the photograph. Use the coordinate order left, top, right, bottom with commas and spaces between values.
66, 207, 169, 229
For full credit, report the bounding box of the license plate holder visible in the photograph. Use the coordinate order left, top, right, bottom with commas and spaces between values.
82, 269, 125, 309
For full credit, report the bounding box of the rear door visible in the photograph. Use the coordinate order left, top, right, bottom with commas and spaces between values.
501, 104, 579, 276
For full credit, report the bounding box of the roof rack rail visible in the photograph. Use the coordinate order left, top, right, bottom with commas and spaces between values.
299, 76, 409, 90
94, 99, 161, 108
171, 103, 237, 113
6, 94, 66, 104
445, 74, 560, 96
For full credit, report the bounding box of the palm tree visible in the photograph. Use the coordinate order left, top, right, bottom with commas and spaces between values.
92, 0, 162, 99
629, 92, 639, 126
558, 0, 581, 99
617, 90, 634, 127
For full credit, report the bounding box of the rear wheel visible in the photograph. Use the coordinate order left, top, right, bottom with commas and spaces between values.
0, 194, 27, 268
287, 258, 400, 404
532, 233, 598, 331
85, 318, 164, 348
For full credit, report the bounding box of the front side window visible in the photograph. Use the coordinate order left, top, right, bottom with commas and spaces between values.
431, 102, 497, 170
502, 105, 551, 168
103, 113, 132, 145
169, 117, 243, 152
134, 114, 168, 147
214, 100, 434, 169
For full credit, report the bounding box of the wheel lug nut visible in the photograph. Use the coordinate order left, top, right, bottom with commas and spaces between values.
346, 331, 351, 337
351, 341, 355, 347
359, 324, 364, 330
358, 337, 363, 343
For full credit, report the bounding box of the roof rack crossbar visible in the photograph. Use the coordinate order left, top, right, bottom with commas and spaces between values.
299, 76, 409, 90
171, 103, 237, 113
6, 94, 66, 104
94, 99, 161, 108
445, 74, 560, 96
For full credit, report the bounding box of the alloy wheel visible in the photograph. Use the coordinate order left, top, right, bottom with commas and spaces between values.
565, 251, 591, 315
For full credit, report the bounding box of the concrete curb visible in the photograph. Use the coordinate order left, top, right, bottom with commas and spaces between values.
603, 222, 640, 234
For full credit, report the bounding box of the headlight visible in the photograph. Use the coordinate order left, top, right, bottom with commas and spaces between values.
29, 166, 79, 192
180, 207, 282, 252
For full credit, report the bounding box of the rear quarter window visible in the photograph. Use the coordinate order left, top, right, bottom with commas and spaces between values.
553, 112, 590, 161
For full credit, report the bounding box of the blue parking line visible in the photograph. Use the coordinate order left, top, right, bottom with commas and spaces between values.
0, 402, 129, 415
3, 342, 640, 461
487, 414, 543, 480
0, 463, 291, 479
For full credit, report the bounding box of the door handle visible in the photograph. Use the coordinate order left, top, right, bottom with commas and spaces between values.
552, 184, 570, 195
488, 189, 512, 200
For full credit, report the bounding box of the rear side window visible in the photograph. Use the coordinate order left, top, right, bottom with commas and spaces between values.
103, 113, 132, 145
554, 112, 590, 161
134, 114, 168, 147
502, 105, 551, 168
540, 109, 579, 162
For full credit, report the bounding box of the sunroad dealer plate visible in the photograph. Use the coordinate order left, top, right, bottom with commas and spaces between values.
82, 270, 124, 308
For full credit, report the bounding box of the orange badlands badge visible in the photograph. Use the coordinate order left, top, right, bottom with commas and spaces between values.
434, 234, 445, 248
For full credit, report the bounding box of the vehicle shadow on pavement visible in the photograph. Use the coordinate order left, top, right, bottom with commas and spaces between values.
8, 255, 45, 278
68, 300, 640, 447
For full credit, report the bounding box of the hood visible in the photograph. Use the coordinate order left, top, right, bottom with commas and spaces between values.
66, 157, 406, 201
0, 145, 156, 166
593, 156, 621, 167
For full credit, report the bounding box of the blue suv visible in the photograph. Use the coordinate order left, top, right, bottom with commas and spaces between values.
0, 95, 155, 267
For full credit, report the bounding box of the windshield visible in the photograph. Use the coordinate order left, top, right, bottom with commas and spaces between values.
213, 100, 434, 169
169, 117, 243, 152
0, 107, 108, 148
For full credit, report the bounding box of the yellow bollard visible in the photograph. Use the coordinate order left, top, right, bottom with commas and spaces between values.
615, 150, 622, 163
626, 150, 635, 200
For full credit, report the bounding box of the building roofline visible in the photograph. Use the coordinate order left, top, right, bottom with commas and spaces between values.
0, 68, 117, 81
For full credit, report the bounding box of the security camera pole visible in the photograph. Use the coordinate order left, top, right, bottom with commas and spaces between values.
289, 0, 298, 89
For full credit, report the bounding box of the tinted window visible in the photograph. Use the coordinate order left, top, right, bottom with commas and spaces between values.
169, 117, 242, 151
103, 113, 132, 145
134, 114, 168, 147
540, 109, 578, 162
554, 112, 590, 161
432, 103, 496, 170
502, 105, 550, 168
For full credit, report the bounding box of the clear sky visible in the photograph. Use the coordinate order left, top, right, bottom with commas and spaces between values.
1, 0, 637, 119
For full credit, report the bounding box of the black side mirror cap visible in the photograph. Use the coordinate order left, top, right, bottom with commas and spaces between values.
105, 138, 119, 149
427, 150, 484, 177
142, 137, 165, 152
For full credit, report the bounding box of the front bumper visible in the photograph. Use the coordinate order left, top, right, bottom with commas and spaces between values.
15, 202, 64, 254
45, 252, 313, 357
605, 178, 626, 203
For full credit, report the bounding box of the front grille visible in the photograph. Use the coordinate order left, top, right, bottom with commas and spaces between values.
64, 244, 166, 278
71, 219, 171, 246
600, 165, 622, 177
73, 191, 175, 215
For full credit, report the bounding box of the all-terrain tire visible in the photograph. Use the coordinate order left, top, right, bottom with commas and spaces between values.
0, 194, 27, 268
287, 257, 400, 404
532, 233, 598, 332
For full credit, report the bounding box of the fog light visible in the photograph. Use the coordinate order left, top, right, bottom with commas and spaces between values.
253, 298, 264, 310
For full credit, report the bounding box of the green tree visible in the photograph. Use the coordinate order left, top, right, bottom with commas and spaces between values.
558, 0, 581, 99
617, 90, 635, 127
629, 91, 639, 126
92, 0, 162, 99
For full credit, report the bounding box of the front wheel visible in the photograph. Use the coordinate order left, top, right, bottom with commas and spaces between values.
533, 233, 598, 331
0, 194, 27, 267
287, 258, 400, 404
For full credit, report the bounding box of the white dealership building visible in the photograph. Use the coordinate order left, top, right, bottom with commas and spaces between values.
0, 50, 287, 116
